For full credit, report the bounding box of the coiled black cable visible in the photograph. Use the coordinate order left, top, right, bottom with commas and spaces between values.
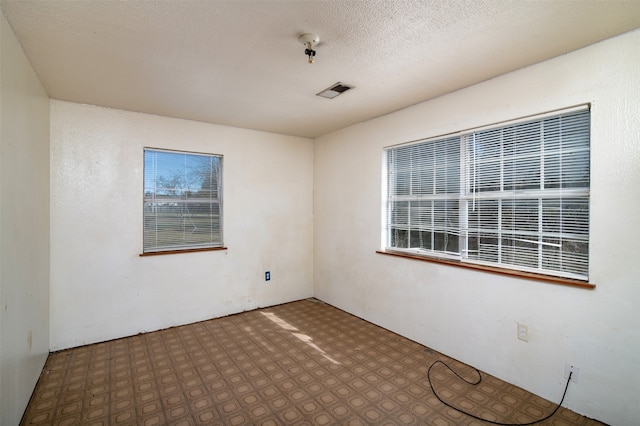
427, 360, 572, 425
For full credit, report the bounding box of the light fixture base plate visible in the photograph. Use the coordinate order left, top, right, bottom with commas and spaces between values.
298, 33, 320, 47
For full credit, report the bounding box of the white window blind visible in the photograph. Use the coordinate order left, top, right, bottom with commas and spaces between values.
386, 137, 461, 257
143, 149, 223, 253
385, 107, 590, 280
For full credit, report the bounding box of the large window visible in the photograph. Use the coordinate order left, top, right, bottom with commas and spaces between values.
143, 148, 223, 253
384, 107, 590, 280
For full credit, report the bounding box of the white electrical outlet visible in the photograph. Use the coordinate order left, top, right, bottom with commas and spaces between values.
517, 323, 528, 341
564, 363, 580, 383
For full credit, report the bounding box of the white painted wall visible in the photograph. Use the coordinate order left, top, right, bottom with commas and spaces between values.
50, 101, 313, 351
0, 12, 51, 426
314, 29, 640, 425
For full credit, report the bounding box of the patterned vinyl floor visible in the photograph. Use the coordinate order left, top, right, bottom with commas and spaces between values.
21, 299, 603, 425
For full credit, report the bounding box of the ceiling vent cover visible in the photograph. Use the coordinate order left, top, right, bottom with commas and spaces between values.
316, 82, 354, 99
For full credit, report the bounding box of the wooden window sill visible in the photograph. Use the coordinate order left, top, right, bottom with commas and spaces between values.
376, 250, 595, 289
140, 247, 228, 257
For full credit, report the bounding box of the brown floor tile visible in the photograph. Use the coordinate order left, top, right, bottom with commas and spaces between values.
21, 299, 604, 425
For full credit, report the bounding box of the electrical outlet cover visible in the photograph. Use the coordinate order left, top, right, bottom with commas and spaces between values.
564, 363, 580, 383
517, 323, 528, 341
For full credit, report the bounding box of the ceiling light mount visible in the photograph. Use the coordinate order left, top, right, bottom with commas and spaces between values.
298, 33, 320, 64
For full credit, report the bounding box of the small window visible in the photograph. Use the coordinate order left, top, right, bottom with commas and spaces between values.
143, 148, 223, 253
384, 107, 590, 280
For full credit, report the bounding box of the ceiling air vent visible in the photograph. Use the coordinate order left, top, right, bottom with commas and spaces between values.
316, 82, 354, 99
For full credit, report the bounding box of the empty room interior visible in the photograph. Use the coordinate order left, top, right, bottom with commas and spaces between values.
1, 1, 640, 425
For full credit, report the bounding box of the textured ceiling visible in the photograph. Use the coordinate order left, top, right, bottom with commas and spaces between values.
2, 0, 640, 138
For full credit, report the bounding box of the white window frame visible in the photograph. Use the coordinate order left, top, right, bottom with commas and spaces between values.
143, 148, 223, 254
383, 106, 590, 281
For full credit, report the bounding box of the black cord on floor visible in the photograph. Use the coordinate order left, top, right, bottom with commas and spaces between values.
427, 360, 572, 425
